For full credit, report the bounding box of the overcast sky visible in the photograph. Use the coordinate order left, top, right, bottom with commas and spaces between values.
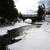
14, 0, 49, 14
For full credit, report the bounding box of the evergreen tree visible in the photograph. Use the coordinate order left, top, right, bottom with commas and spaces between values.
0, 0, 18, 22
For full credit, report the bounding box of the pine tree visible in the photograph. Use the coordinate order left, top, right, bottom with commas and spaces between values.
0, 0, 18, 22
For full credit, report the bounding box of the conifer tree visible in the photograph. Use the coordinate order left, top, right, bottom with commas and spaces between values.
0, 0, 18, 22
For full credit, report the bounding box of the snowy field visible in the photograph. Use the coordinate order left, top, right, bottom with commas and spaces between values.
0, 22, 31, 36
0, 15, 50, 50
8, 20, 50, 50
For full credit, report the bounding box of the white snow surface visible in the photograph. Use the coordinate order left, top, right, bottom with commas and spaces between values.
8, 21, 50, 50
0, 22, 31, 36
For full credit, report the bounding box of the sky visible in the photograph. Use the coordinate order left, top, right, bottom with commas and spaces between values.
13, 0, 40, 14
14, 0, 49, 14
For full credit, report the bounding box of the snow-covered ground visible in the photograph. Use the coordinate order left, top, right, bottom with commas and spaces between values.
8, 20, 50, 50
0, 22, 31, 36
0, 15, 50, 50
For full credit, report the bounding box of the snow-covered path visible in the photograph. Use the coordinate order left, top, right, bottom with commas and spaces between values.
8, 21, 50, 50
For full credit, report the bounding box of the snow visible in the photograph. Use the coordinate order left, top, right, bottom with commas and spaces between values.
0, 15, 50, 50
24, 19, 32, 24
8, 21, 50, 50
0, 22, 31, 36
